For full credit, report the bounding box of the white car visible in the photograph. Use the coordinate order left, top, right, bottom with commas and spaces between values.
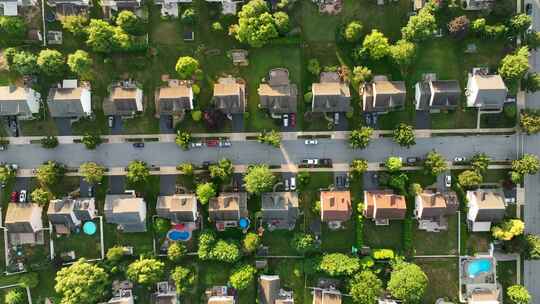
191, 142, 204, 148
453, 157, 466, 162
283, 114, 289, 127
303, 159, 319, 165
305, 139, 318, 145
284, 179, 290, 191
108, 116, 114, 128
445, 175, 452, 188
290, 177, 296, 190
19, 190, 27, 203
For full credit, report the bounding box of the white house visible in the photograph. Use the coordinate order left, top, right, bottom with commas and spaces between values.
0, 85, 41, 119
465, 70, 507, 110
47, 80, 92, 120
466, 190, 506, 232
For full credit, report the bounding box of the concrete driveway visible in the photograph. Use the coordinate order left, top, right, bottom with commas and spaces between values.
160, 174, 177, 195
363, 172, 380, 190
159, 115, 175, 134
334, 113, 348, 131
54, 118, 73, 136
79, 178, 94, 198
108, 175, 126, 194
231, 114, 244, 132
415, 111, 431, 129
110, 116, 124, 135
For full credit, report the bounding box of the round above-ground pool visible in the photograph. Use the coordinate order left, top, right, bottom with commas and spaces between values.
239, 218, 250, 229
467, 258, 492, 278
83, 221, 97, 235
167, 229, 191, 241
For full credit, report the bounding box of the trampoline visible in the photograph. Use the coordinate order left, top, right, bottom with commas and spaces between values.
83, 221, 97, 235
167, 229, 191, 241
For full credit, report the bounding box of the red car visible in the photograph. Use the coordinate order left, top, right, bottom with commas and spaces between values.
10, 191, 18, 202
206, 139, 219, 147
290, 113, 296, 127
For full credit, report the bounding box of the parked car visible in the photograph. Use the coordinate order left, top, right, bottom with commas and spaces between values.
334, 113, 340, 125
302, 159, 319, 166
219, 140, 231, 148
526, 3, 533, 15
88, 186, 94, 197
445, 175, 452, 188
19, 190, 27, 203
10, 191, 18, 202
290, 177, 296, 191
284, 179, 290, 191
283, 114, 289, 127
406, 157, 418, 165
320, 158, 332, 166
504, 197, 516, 204
108, 116, 114, 128
206, 139, 219, 147
132, 142, 144, 148
290, 113, 296, 128
453, 157, 466, 163
191, 142, 204, 148
305, 139, 318, 145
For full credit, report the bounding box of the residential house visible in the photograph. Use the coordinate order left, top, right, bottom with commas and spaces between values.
464, 0, 494, 10
0, 85, 41, 119
212, 77, 246, 114
465, 70, 508, 109
468, 288, 501, 304
151, 281, 179, 304
0, 0, 37, 17
258, 275, 294, 304
104, 192, 147, 232
364, 190, 407, 225
258, 68, 298, 117
311, 72, 351, 113
415, 79, 461, 112
466, 190, 506, 232
156, 80, 194, 117
103, 81, 144, 117
208, 192, 248, 230
313, 288, 342, 304
414, 191, 458, 231
47, 80, 92, 120
4, 203, 43, 245
156, 194, 198, 223
206, 286, 236, 304
320, 190, 352, 228
261, 192, 299, 230
47, 0, 91, 16
100, 0, 142, 16
107, 289, 135, 304
362, 77, 406, 113
47, 197, 97, 234
206, 0, 240, 15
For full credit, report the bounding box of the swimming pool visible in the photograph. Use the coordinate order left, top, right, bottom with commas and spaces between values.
167, 229, 191, 241
467, 259, 492, 278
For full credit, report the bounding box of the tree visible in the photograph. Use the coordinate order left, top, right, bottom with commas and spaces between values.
211, 22, 223, 32
175, 56, 200, 79
191, 110, 202, 121
154, 218, 170, 234
116, 10, 141, 34
362, 30, 390, 60
458, 170, 483, 188
167, 242, 187, 262
351, 66, 372, 86
273, 11, 290, 34
499, 47, 530, 82
513, 154, 540, 176
526, 234, 540, 259
67, 50, 92, 79
5, 289, 25, 304
507, 285, 531, 304
409, 183, 423, 195
297, 171, 311, 190
81, 133, 102, 150
55, 259, 109, 304
350, 159, 368, 178
230, 0, 285, 47
387, 261, 428, 303
37, 49, 65, 77
60, 15, 88, 37
344, 21, 363, 42
385, 156, 403, 172
0, 16, 26, 44
509, 14, 532, 35
522, 73, 540, 93
31, 187, 53, 206
86, 19, 117, 53
175, 130, 192, 150
0, 164, 15, 185
80, 162, 105, 184
389, 173, 409, 193
229, 264, 256, 290
106, 246, 125, 263
41, 135, 59, 149
242, 232, 260, 254
349, 126, 373, 149
171, 266, 195, 295
390, 39, 416, 68
393, 123, 416, 147
210, 240, 241, 263
258, 129, 281, 147
307, 58, 321, 75
291, 233, 319, 254
209, 158, 233, 181
127, 257, 165, 286
36, 161, 64, 188
492, 219, 525, 241
126, 160, 150, 185
349, 270, 383, 304
424, 151, 448, 176
12, 51, 38, 75
244, 165, 276, 194
181, 8, 196, 24
401, 8, 437, 41
177, 162, 194, 176
448, 15, 470, 39
470, 153, 490, 173
196, 182, 216, 205
318, 253, 360, 276
520, 110, 540, 134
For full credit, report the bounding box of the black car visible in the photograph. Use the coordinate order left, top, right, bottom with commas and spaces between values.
133, 142, 145, 148
526, 3, 533, 15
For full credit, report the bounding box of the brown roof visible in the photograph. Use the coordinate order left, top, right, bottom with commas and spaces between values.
157, 194, 196, 212
417, 191, 458, 219
208, 297, 235, 304
112, 87, 137, 101
364, 190, 406, 220
5, 203, 41, 223
470, 288, 500, 302
313, 289, 342, 304
53, 87, 83, 101
472, 74, 506, 90
469, 191, 505, 209
320, 191, 352, 222
159, 85, 191, 99
313, 83, 343, 96
0, 86, 27, 101
208, 192, 248, 221
214, 83, 240, 96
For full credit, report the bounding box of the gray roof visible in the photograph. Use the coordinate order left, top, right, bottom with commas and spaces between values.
156, 194, 197, 222
416, 80, 461, 110
312, 82, 351, 113
47, 87, 86, 118
157, 85, 192, 114
258, 84, 298, 114
213, 83, 245, 114
104, 194, 146, 232
363, 80, 406, 113
5, 203, 42, 233
467, 74, 507, 109
209, 192, 248, 221
0, 86, 34, 116
261, 192, 299, 226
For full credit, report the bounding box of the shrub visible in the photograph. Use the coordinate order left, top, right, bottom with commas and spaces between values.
307, 58, 320, 75
191, 110, 202, 121
167, 242, 187, 262
372, 249, 395, 260
106, 246, 125, 263
304, 91, 313, 103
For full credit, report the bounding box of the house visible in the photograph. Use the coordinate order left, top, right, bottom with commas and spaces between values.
413, 0, 425, 10
261, 192, 299, 230
362, 77, 406, 113
208, 192, 248, 230
103, 81, 144, 117
0, 0, 37, 17
415, 79, 461, 112
47, 80, 91, 120
414, 191, 458, 231
107, 289, 135, 304
364, 190, 407, 225
468, 288, 501, 304
465, 70, 507, 109
206, 0, 240, 15
104, 192, 147, 232
0, 85, 41, 119
464, 0, 494, 10
156, 194, 198, 223
47, 197, 97, 233
47, 0, 91, 17
320, 190, 352, 227
4, 203, 43, 245
258, 68, 298, 116
156, 80, 194, 117
311, 72, 351, 113
151, 281, 179, 304
313, 288, 342, 304
258, 275, 294, 304
207, 286, 236, 304
212, 77, 246, 114
466, 190, 506, 232
100, 0, 142, 15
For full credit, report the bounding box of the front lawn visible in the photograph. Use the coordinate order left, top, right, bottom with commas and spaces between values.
19, 118, 59, 136
497, 260, 517, 300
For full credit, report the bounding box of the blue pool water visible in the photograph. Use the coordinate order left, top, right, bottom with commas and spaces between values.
467, 259, 492, 278
83, 221, 97, 235
239, 218, 250, 229
167, 230, 190, 241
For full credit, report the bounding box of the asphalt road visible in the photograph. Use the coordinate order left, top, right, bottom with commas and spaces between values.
0, 135, 517, 169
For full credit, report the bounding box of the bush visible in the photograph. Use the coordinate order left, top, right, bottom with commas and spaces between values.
191, 110, 202, 121
356, 213, 364, 248
167, 242, 187, 262
211, 22, 223, 32
372, 249, 395, 260
304, 91, 313, 103
307, 58, 320, 75
154, 218, 171, 234
242, 232, 260, 254
106, 246, 125, 263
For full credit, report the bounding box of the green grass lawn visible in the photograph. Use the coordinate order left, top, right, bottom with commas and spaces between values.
262, 229, 302, 256
431, 110, 478, 129
320, 220, 356, 253
52, 219, 102, 260
268, 259, 306, 303
466, 232, 492, 255
413, 215, 459, 255
19, 118, 59, 136
497, 260, 517, 300
363, 220, 403, 251
416, 259, 460, 303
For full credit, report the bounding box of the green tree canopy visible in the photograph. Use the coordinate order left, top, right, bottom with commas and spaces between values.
349, 270, 383, 304
307, 58, 321, 75
385, 156, 403, 172
41, 135, 59, 149
351, 66, 373, 86
175, 56, 200, 80
37, 49, 65, 77
423, 151, 448, 176
67, 50, 93, 79
177, 162, 194, 176
31, 187, 53, 206
362, 29, 390, 60
244, 164, 276, 194
116, 10, 142, 34
0, 164, 15, 185
171, 266, 195, 295
258, 129, 282, 147
209, 240, 241, 263
512, 154, 540, 183
54, 259, 109, 304
60, 15, 88, 37
175, 130, 192, 150
167, 242, 187, 263
492, 219, 525, 241
196, 182, 216, 205
0, 16, 27, 45
344, 21, 363, 42
401, 7, 437, 41
291, 233, 319, 254
318, 253, 360, 276
393, 123, 416, 147
126, 257, 165, 286
350, 159, 369, 179
509, 14, 532, 35
5, 289, 25, 304
106, 246, 125, 263
209, 158, 233, 182
242, 232, 260, 254
470, 153, 490, 173
273, 11, 290, 34
36, 161, 65, 188
526, 234, 540, 259
458, 170, 483, 188
81, 133, 103, 150
507, 285, 531, 304
12, 51, 38, 75
86, 19, 129, 53
390, 39, 417, 68
80, 162, 105, 185
126, 160, 150, 185
499, 47, 530, 82
349, 126, 373, 149
229, 264, 256, 290
387, 261, 428, 303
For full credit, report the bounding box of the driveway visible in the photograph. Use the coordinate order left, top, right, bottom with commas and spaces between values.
334, 112, 348, 131
231, 114, 244, 132
1, 117, 18, 137
110, 116, 124, 135
160, 174, 177, 195
108, 175, 126, 194
363, 172, 380, 190
333, 171, 349, 190
54, 118, 73, 136
159, 115, 175, 134
415, 111, 431, 129
79, 178, 94, 198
